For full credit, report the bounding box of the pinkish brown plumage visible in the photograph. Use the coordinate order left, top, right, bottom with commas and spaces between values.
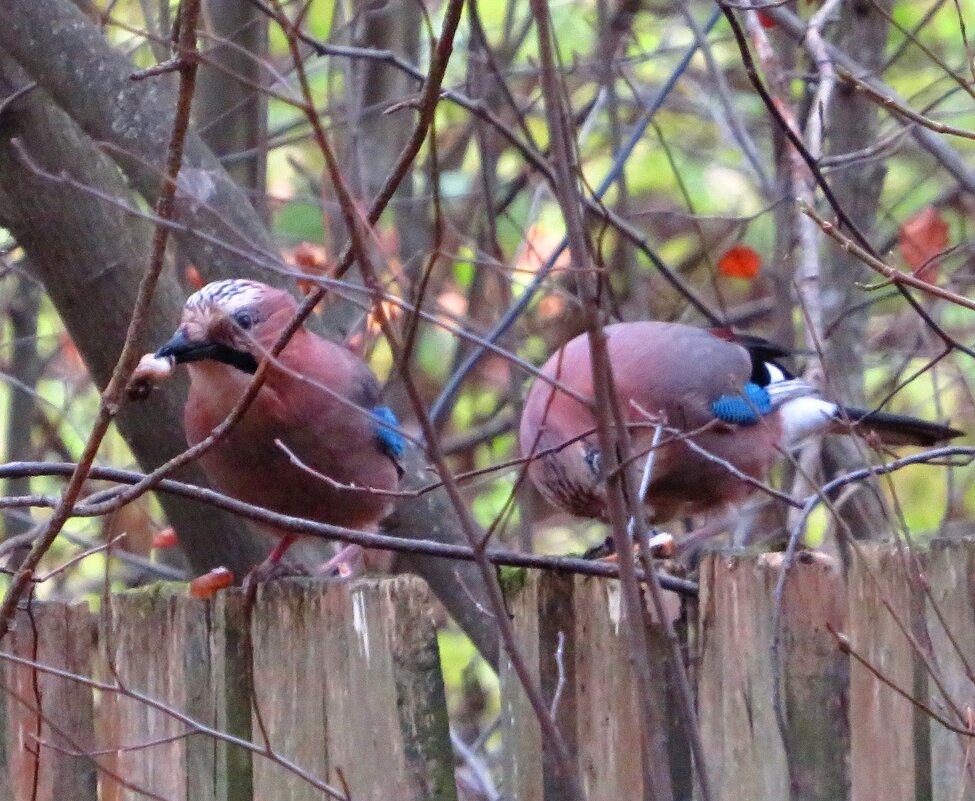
520, 321, 961, 527
155, 279, 402, 574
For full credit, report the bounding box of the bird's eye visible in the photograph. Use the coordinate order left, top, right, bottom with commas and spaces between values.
233, 311, 254, 330
584, 446, 602, 477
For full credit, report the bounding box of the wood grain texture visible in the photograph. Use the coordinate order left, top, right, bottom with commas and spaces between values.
98, 586, 191, 801
500, 570, 685, 800
499, 570, 544, 801
697, 550, 847, 801
848, 543, 930, 801
97, 585, 253, 801
249, 580, 330, 801
319, 576, 455, 801
5, 600, 96, 801
247, 577, 455, 799
925, 538, 975, 801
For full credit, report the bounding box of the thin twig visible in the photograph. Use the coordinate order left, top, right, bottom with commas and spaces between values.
0, 0, 205, 642
0, 460, 701, 595
838, 67, 975, 141
801, 203, 975, 312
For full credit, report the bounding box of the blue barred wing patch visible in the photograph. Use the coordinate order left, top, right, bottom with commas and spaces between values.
372, 406, 407, 459
710, 382, 773, 425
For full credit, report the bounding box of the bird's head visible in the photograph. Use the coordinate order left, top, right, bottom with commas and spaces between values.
156, 279, 298, 374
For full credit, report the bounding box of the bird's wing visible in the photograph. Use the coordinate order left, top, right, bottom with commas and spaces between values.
603, 322, 760, 430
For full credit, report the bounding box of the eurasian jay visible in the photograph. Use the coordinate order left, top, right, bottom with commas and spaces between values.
140, 279, 405, 579
520, 322, 961, 528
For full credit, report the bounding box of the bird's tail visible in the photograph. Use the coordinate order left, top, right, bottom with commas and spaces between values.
832, 406, 963, 447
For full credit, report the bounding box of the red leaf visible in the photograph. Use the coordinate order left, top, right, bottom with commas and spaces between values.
189, 567, 234, 599
899, 207, 949, 283
151, 527, 179, 549
757, 10, 776, 28
718, 244, 762, 280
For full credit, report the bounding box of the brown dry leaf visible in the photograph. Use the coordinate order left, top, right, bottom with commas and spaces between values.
899, 206, 949, 282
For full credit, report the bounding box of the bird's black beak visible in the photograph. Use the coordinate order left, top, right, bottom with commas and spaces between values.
156, 330, 259, 374
156, 330, 205, 363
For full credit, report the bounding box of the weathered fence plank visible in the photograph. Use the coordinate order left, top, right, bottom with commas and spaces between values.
249, 580, 329, 801
500, 570, 689, 801
4, 600, 96, 801
250, 576, 456, 801
97, 584, 253, 801
499, 571, 544, 801
697, 550, 848, 801
318, 576, 455, 801
96, 577, 454, 801
848, 543, 930, 801
926, 538, 975, 801
11, 539, 975, 801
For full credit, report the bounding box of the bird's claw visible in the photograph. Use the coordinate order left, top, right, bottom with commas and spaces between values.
316, 544, 368, 580
583, 531, 675, 562
315, 544, 395, 580
242, 558, 311, 599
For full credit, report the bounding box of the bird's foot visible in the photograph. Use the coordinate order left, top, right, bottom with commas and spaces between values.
315, 544, 394, 580
583, 531, 675, 562
242, 558, 311, 601
317, 544, 367, 580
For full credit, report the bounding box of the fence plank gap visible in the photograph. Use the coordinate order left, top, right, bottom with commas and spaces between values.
697, 549, 848, 801
500, 570, 690, 801
4, 599, 96, 801
925, 538, 975, 801
848, 542, 930, 801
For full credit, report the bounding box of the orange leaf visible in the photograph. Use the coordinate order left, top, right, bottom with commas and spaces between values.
899, 207, 948, 282
189, 567, 234, 599
718, 244, 762, 280
757, 10, 776, 28
151, 527, 179, 549
285, 242, 332, 298
291, 241, 328, 271
185, 265, 205, 289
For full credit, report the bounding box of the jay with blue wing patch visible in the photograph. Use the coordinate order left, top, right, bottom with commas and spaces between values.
519, 321, 962, 528
149, 279, 405, 586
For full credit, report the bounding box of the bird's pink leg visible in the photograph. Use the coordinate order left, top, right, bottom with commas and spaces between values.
242, 534, 306, 598
318, 544, 394, 579
267, 534, 297, 564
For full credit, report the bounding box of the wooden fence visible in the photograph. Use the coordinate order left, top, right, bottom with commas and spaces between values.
3, 540, 975, 800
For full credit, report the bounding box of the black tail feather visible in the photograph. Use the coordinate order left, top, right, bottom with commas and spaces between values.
834, 406, 964, 447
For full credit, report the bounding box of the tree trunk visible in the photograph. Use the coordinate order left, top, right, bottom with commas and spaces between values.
0, 1, 500, 667
196, 0, 268, 216
819, 0, 893, 543
0, 50, 270, 576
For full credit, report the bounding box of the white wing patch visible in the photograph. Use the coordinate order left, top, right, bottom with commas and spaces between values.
761, 370, 838, 447
778, 396, 838, 447
765, 377, 819, 407
764, 362, 788, 384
